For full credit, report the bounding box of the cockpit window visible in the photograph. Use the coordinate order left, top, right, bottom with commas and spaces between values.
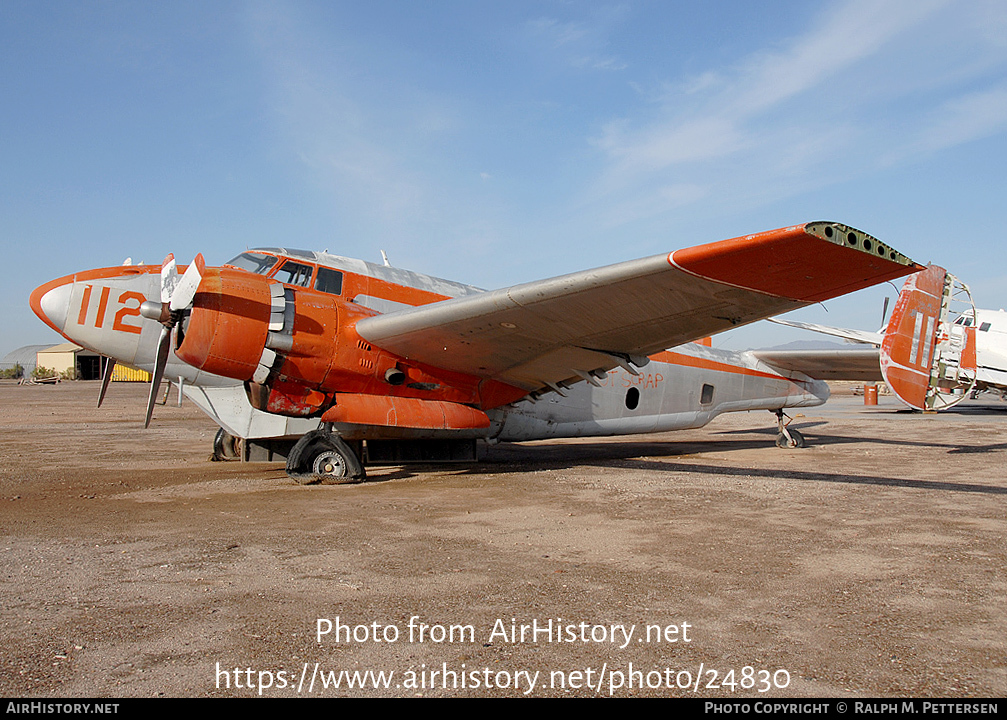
274, 260, 314, 288
225, 252, 278, 275
315, 267, 343, 296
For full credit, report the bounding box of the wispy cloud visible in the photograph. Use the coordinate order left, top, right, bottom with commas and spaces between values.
243, 3, 448, 240
584, 0, 1007, 228
908, 83, 1007, 157
598, 0, 946, 178
526, 6, 629, 72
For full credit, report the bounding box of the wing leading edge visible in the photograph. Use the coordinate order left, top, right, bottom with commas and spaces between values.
356, 222, 920, 393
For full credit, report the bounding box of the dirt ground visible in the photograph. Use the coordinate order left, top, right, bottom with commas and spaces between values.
1, 380, 1004, 698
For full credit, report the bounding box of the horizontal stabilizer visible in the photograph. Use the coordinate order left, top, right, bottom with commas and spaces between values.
754, 346, 882, 381
767, 318, 883, 346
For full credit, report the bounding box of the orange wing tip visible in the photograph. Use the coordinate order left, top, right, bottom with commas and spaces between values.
802, 221, 915, 268
670, 221, 922, 303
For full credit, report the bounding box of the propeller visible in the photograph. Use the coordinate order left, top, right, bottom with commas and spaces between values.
97, 355, 116, 408
139, 253, 205, 427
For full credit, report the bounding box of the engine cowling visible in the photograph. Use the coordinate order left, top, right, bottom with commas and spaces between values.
176, 268, 273, 380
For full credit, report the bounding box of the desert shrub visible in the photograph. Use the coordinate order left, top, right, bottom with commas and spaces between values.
0, 364, 23, 379
32, 365, 57, 379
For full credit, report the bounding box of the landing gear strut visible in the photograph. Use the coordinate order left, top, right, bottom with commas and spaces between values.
773, 409, 805, 449
286, 426, 366, 484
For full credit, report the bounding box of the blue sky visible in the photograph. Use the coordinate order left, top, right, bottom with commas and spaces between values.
4, 0, 1007, 359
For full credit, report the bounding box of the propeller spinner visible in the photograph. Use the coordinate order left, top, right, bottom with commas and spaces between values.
138, 253, 205, 427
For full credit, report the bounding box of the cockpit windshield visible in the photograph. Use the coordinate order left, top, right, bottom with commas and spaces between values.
225, 252, 278, 275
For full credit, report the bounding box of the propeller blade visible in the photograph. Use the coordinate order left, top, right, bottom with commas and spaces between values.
160, 254, 179, 304
97, 356, 116, 408
170, 253, 204, 311
144, 326, 172, 428
141, 253, 203, 427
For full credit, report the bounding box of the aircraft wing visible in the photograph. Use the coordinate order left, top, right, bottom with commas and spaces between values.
356, 222, 920, 393
767, 317, 884, 345
752, 347, 882, 381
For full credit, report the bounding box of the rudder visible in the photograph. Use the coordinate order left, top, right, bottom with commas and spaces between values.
880, 264, 976, 410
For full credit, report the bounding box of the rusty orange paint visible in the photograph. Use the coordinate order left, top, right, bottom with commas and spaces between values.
961, 326, 977, 372
880, 265, 946, 409
671, 224, 921, 302
880, 365, 929, 409
275, 290, 339, 387
321, 394, 490, 429
176, 268, 272, 380
248, 379, 332, 417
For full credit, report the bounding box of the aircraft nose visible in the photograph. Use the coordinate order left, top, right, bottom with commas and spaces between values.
30, 278, 74, 334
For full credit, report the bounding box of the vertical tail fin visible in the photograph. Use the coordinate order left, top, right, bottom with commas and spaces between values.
880, 265, 976, 410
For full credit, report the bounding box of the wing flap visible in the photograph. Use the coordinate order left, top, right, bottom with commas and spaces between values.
357, 222, 920, 392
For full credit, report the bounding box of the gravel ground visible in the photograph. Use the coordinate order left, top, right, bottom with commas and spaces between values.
1, 380, 1004, 697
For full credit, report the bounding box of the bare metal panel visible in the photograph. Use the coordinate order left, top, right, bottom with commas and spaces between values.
357, 254, 803, 389
753, 347, 883, 381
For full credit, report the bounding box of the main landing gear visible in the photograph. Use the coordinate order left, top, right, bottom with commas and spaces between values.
285, 425, 366, 484
773, 409, 805, 449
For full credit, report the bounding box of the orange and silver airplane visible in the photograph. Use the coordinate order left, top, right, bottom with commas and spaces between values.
31, 221, 926, 483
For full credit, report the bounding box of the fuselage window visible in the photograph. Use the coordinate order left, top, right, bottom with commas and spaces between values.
274, 260, 314, 288
226, 252, 278, 275
315, 267, 344, 296
700, 383, 715, 405
625, 387, 640, 410
980, 322, 992, 332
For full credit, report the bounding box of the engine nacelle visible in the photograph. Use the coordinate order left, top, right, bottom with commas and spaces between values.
176, 268, 272, 380
174, 266, 527, 418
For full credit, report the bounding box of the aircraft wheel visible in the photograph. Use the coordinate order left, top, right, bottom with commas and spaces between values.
775, 429, 805, 449
286, 430, 365, 484
212, 428, 240, 461
312, 447, 349, 478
